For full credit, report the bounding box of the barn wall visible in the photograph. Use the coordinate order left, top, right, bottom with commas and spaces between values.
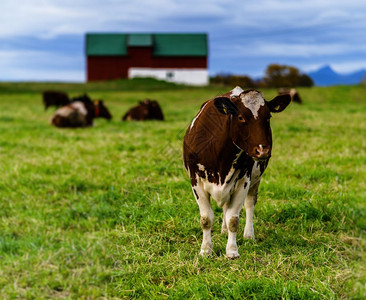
87, 57, 128, 81
128, 47, 153, 67
151, 57, 207, 68
87, 53, 208, 81
128, 68, 209, 85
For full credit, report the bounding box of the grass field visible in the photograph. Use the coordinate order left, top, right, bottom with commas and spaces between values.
0, 80, 365, 299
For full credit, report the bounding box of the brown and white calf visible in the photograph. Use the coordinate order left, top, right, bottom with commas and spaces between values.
183, 87, 290, 258
122, 99, 164, 121
50, 100, 112, 128
278, 88, 302, 104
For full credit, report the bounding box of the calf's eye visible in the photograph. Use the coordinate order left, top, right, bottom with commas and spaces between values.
238, 116, 246, 123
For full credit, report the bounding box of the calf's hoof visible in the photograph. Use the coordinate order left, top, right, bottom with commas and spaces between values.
226, 245, 240, 259
226, 249, 240, 259
200, 248, 212, 257
200, 243, 212, 257
244, 227, 255, 240
243, 233, 255, 240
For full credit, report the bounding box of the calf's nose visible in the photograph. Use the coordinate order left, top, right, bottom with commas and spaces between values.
254, 145, 270, 159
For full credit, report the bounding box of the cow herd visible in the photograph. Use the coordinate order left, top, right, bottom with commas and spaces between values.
43, 89, 299, 129
43, 91, 164, 128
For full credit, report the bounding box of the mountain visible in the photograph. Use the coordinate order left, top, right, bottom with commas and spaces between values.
308, 65, 366, 86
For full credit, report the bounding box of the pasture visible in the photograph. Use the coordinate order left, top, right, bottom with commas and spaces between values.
0, 80, 365, 299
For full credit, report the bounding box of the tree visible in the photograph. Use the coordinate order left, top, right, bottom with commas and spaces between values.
298, 73, 314, 87
263, 64, 313, 88
210, 74, 256, 88
362, 75, 366, 85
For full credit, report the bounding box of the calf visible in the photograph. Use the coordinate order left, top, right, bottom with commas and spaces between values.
278, 88, 302, 104
183, 87, 290, 258
122, 99, 164, 121
50, 100, 112, 128
42, 90, 70, 110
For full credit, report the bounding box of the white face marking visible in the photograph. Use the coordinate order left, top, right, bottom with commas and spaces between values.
190, 101, 210, 130
240, 91, 265, 119
230, 86, 244, 98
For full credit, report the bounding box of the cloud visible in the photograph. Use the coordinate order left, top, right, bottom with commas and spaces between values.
2, 0, 364, 38
216, 42, 366, 58
1, 0, 366, 80
1, 68, 84, 82
0, 49, 84, 81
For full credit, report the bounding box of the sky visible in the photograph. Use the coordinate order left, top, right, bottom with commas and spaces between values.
1, 0, 366, 82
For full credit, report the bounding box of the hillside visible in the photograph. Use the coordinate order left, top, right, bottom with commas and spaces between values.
308, 65, 366, 86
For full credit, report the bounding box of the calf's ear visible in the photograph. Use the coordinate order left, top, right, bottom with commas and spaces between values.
267, 94, 291, 113
214, 97, 238, 116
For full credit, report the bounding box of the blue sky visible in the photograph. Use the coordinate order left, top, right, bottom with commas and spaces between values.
1, 0, 366, 82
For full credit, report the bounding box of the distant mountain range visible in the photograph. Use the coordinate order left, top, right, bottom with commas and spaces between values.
307, 65, 366, 86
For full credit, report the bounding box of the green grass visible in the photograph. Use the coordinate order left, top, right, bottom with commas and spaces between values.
0, 80, 365, 299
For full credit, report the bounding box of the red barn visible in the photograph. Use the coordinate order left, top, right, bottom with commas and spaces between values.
86, 33, 209, 85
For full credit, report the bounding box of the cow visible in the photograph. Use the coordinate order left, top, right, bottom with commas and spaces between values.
50, 99, 112, 128
42, 90, 70, 110
70, 93, 93, 104
70, 94, 112, 121
278, 88, 302, 104
183, 87, 291, 258
122, 99, 164, 121
70, 93, 112, 122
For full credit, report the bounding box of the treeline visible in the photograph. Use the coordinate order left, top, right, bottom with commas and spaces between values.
210, 64, 314, 88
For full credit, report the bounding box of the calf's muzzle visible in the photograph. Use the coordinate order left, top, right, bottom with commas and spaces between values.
253, 145, 270, 159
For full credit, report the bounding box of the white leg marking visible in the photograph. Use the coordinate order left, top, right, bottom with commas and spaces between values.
224, 181, 248, 258
243, 164, 262, 240
221, 203, 228, 234
192, 185, 214, 256
244, 194, 256, 240
226, 226, 239, 258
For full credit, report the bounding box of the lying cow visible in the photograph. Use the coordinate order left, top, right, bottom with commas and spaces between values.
278, 88, 302, 104
122, 99, 164, 121
50, 99, 112, 128
183, 87, 290, 258
42, 90, 70, 110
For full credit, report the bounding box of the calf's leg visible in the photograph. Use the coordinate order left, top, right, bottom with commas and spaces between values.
221, 203, 228, 233
225, 185, 247, 258
192, 186, 214, 256
244, 181, 260, 240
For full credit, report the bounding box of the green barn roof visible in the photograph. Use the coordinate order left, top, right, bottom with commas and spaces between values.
86, 34, 127, 56
86, 33, 208, 56
127, 34, 153, 47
